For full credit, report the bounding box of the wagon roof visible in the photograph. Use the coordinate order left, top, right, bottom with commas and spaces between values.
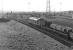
29, 17, 40, 21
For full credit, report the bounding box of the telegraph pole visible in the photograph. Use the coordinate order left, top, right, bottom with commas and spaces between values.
46, 0, 51, 17
28, 0, 31, 12
54, 8, 55, 16
49, 0, 51, 15
1, 0, 3, 18
60, 2, 62, 12
60, 1, 62, 16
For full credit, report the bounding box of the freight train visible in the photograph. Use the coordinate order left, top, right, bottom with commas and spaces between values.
27, 17, 73, 40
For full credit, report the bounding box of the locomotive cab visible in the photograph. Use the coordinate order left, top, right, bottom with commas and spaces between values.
69, 32, 73, 40
65, 27, 72, 32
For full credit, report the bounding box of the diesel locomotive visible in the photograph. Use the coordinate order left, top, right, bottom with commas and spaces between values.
27, 17, 73, 40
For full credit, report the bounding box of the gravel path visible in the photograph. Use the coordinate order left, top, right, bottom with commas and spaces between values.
0, 20, 72, 50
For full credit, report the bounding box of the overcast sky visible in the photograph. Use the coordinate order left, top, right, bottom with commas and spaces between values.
0, 0, 73, 12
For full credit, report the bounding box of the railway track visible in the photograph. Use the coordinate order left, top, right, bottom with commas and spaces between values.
10, 18, 73, 48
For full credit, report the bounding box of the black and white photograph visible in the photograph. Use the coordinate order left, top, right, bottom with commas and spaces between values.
0, 0, 73, 50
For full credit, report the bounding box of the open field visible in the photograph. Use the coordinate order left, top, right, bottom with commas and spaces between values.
0, 20, 72, 50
